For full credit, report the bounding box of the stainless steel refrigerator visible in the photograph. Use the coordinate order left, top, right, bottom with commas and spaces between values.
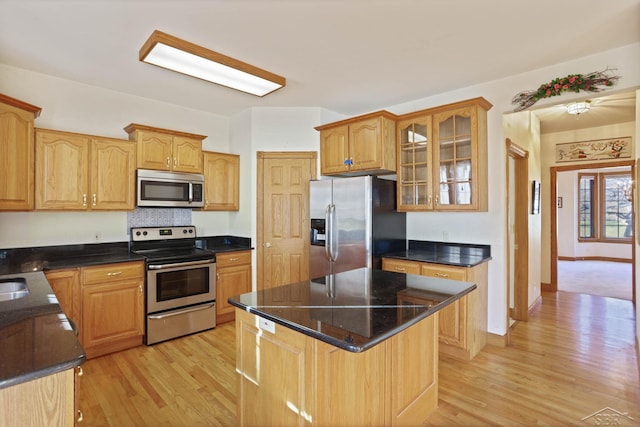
309, 176, 406, 279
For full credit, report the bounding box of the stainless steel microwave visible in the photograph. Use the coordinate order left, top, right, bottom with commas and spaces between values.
137, 169, 205, 208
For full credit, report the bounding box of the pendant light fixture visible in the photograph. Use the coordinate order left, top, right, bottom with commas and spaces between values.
139, 30, 286, 97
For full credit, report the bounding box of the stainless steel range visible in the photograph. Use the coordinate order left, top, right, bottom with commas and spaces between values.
130, 226, 216, 345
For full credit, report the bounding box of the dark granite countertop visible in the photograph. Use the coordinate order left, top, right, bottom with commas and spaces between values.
0, 236, 252, 275
384, 240, 492, 267
229, 267, 475, 353
0, 271, 85, 389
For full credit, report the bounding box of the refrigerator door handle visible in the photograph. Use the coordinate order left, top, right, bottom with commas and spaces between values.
330, 203, 339, 262
326, 204, 338, 262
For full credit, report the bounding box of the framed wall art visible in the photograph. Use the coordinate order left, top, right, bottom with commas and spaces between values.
555, 137, 631, 162
531, 180, 541, 215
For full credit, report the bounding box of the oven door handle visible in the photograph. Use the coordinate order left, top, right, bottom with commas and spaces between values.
148, 303, 215, 319
147, 259, 216, 270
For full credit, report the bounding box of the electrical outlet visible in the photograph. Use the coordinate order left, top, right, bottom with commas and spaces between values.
259, 318, 276, 334
94, 232, 102, 241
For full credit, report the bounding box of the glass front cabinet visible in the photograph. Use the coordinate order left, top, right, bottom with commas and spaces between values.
397, 97, 492, 212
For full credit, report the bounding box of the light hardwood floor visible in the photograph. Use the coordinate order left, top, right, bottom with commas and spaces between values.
80, 291, 640, 426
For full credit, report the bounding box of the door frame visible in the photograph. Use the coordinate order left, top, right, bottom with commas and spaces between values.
550, 159, 636, 303
506, 138, 530, 327
256, 151, 318, 289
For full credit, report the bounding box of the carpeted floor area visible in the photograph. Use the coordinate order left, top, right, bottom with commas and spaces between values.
557, 260, 632, 300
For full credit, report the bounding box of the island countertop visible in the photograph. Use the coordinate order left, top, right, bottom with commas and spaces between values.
228, 267, 476, 352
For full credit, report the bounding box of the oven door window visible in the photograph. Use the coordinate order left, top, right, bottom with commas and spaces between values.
141, 180, 190, 201
156, 267, 210, 301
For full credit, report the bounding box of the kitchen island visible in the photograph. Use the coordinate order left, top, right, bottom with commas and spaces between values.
229, 267, 476, 426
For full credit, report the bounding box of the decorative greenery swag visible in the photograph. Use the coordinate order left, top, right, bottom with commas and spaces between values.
511, 67, 620, 112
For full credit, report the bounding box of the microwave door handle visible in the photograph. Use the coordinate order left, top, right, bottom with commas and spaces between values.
188, 182, 193, 203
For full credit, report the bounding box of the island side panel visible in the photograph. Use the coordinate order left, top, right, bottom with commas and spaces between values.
387, 313, 438, 425
235, 308, 440, 426
235, 308, 315, 427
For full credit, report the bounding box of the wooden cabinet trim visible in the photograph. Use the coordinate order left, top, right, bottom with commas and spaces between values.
0, 93, 41, 117
314, 110, 399, 131
124, 123, 207, 141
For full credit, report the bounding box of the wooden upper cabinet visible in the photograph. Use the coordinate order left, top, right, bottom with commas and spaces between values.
203, 151, 240, 211
0, 94, 41, 211
35, 129, 135, 210
124, 123, 205, 173
319, 124, 349, 175
36, 129, 90, 210
133, 130, 173, 171
91, 137, 136, 210
397, 97, 492, 212
315, 111, 397, 176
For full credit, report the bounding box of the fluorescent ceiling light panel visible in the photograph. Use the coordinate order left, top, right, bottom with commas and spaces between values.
140, 30, 285, 97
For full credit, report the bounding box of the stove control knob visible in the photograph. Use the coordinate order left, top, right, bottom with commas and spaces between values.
188, 229, 193, 234
183, 229, 188, 234
135, 231, 141, 236
143, 231, 148, 236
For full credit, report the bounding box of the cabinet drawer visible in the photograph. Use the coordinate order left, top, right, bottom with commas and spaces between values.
82, 261, 144, 285
382, 258, 421, 275
216, 251, 251, 268
420, 264, 467, 281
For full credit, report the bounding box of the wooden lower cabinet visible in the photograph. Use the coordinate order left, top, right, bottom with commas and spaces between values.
216, 251, 252, 324
81, 262, 145, 359
382, 257, 488, 360
46, 268, 80, 322
236, 308, 438, 426
0, 369, 75, 426
46, 261, 145, 359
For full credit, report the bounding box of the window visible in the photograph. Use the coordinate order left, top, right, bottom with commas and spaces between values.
578, 171, 632, 242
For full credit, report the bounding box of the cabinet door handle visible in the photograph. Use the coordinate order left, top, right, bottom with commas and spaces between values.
428, 195, 432, 208
139, 284, 143, 295
82, 194, 87, 207
435, 272, 449, 278
92, 193, 97, 207
76, 366, 84, 376
174, 158, 177, 167
77, 410, 84, 423
166, 157, 171, 167
107, 271, 122, 276
435, 195, 439, 206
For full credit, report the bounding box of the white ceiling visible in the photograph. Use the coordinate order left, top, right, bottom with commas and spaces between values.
1, 0, 638, 131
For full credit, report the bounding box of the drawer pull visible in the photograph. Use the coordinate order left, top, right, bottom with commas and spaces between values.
394, 267, 406, 272
435, 272, 449, 278
107, 271, 123, 276
229, 257, 239, 262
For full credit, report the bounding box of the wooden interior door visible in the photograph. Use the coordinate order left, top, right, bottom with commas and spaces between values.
257, 152, 317, 290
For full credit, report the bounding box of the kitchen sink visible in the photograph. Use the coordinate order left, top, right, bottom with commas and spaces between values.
0, 278, 29, 301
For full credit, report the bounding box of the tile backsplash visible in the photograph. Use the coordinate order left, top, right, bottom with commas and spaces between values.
127, 208, 192, 231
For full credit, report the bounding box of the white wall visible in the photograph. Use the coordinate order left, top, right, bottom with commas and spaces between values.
0, 63, 233, 247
